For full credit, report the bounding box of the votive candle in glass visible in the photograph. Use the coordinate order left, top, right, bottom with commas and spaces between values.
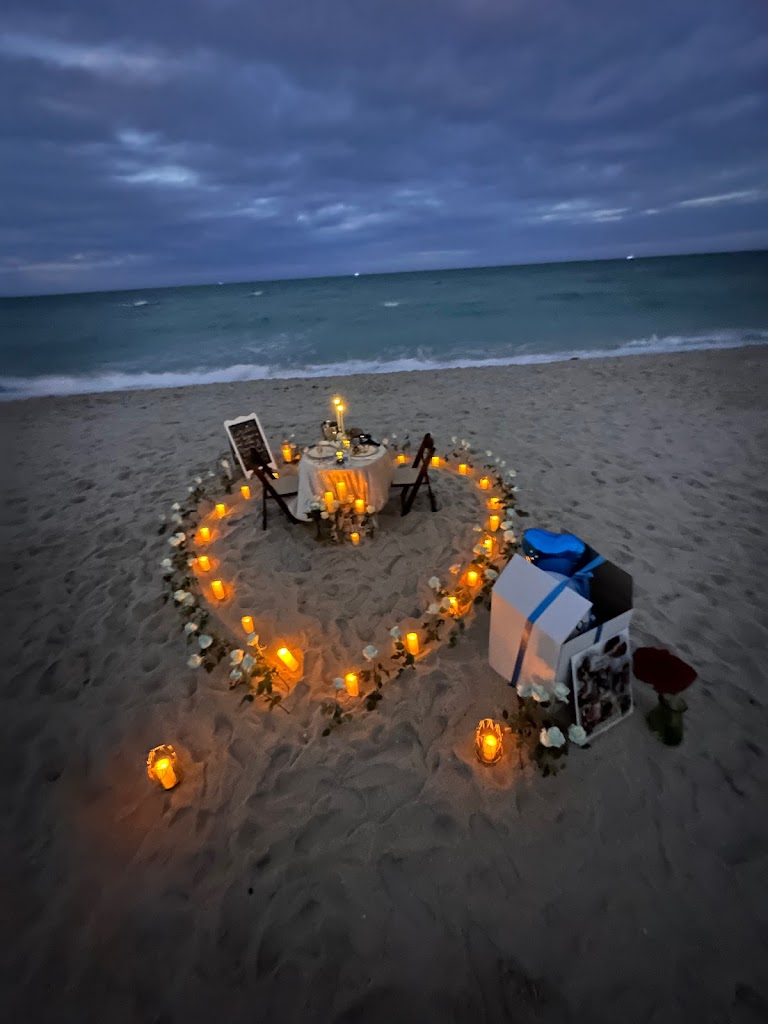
431, 455, 440, 468
324, 490, 334, 507
350, 532, 360, 546
458, 463, 468, 475
467, 569, 479, 588
345, 672, 359, 697
197, 554, 211, 572
397, 452, 407, 465
482, 535, 494, 555
241, 615, 255, 634
489, 515, 500, 532
281, 442, 293, 464
336, 480, 347, 502
215, 503, 226, 518
475, 719, 503, 765
478, 477, 490, 491
354, 498, 366, 514
211, 579, 226, 600
147, 744, 180, 789
406, 632, 419, 656
449, 596, 459, 615
277, 647, 299, 672
240, 484, 251, 500
488, 496, 502, 510
198, 526, 211, 543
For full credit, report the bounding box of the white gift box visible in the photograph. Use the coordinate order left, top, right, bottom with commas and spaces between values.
488, 550, 633, 694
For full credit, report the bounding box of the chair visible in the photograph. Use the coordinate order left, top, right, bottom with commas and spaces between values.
251, 460, 301, 530
390, 432, 438, 516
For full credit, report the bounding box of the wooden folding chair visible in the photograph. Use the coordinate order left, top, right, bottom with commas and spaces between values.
251, 461, 301, 530
391, 432, 438, 516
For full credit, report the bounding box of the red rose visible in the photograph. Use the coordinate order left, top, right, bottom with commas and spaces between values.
632, 647, 697, 695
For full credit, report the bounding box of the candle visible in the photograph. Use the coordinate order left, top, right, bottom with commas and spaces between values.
354, 498, 365, 514
277, 647, 299, 672
483, 535, 493, 555
479, 477, 490, 491
405, 632, 419, 656
281, 442, 293, 464
467, 569, 479, 588
336, 480, 347, 502
431, 455, 440, 468
449, 596, 459, 615
458, 463, 468, 475
147, 745, 180, 790
475, 719, 503, 765
197, 526, 211, 543
488, 496, 502, 510
350, 532, 360, 546
215, 503, 226, 518
345, 672, 359, 697
324, 490, 334, 507
211, 579, 226, 600
197, 554, 211, 572
241, 615, 254, 634
489, 514, 500, 532
240, 484, 251, 500
397, 452, 407, 465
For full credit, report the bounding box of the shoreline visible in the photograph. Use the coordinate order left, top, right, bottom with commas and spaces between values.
2, 335, 767, 403
4, 344, 768, 1023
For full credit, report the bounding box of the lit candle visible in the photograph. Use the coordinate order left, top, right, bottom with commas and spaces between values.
482, 535, 493, 555
350, 531, 360, 545
431, 455, 440, 468
197, 554, 211, 572
211, 579, 226, 600
336, 480, 347, 502
345, 672, 359, 697
241, 615, 254, 634
240, 484, 251, 500
488, 497, 502, 510
354, 498, 365, 514
324, 490, 334, 507
281, 442, 293, 464
406, 632, 419, 656
277, 647, 299, 672
147, 745, 180, 789
475, 719, 503, 764
215, 503, 226, 518
197, 526, 211, 543
397, 452, 407, 465
479, 477, 490, 491
449, 596, 459, 615
489, 514, 500, 532
458, 463, 468, 475
467, 569, 479, 588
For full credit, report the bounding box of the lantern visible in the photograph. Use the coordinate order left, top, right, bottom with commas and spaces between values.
350, 532, 360, 546
241, 615, 254, 634
147, 744, 180, 789
282, 442, 293, 464
489, 515, 500, 532
475, 719, 503, 765
197, 526, 211, 543
354, 498, 365, 514
458, 463, 468, 475
406, 632, 420, 656
197, 554, 211, 572
277, 647, 299, 672
336, 480, 347, 502
397, 453, 407, 465
240, 484, 251, 500
211, 579, 226, 600
466, 569, 479, 588
215, 503, 226, 519
431, 455, 440, 468
478, 477, 490, 491
345, 672, 359, 697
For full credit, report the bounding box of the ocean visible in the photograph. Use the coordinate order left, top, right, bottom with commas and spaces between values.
1, 250, 766, 400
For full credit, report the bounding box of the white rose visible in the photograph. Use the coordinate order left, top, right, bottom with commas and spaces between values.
161, 558, 173, 570
366, 505, 374, 515
173, 590, 188, 603
449, 564, 461, 575
168, 532, 186, 547
187, 654, 203, 669
362, 645, 378, 661
320, 511, 329, 520
230, 649, 244, 665
507, 469, 517, 478
198, 634, 213, 650
553, 682, 570, 702
484, 568, 499, 581
451, 436, 457, 444
230, 668, 243, 682
188, 486, 195, 492
540, 726, 566, 748
184, 622, 199, 635
242, 654, 255, 671
504, 530, 516, 542
182, 594, 195, 607
485, 450, 492, 457
531, 684, 549, 703
195, 476, 203, 484
333, 677, 346, 690
568, 724, 588, 746
171, 502, 181, 512
516, 681, 533, 698
427, 603, 441, 615
246, 632, 260, 647
390, 626, 401, 639
428, 576, 440, 590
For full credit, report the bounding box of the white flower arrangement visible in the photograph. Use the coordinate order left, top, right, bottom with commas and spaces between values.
362, 645, 378, 661
568, 724, 588, 746
540, 726, 566, 748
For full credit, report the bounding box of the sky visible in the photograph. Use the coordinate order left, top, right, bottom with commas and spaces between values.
1, 0, 767, 295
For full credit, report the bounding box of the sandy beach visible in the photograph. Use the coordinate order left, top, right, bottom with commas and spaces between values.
2, 345, 768, 1024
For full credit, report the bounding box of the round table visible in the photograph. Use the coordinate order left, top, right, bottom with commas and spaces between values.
295, 445, 395, 521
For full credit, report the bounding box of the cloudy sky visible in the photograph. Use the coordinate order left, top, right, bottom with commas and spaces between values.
1, 0, 767, 295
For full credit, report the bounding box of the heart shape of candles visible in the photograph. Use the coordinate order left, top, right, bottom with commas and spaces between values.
167, 446, 522, 715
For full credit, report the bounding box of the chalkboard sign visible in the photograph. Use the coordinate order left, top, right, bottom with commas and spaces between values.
224, 413, 276, 478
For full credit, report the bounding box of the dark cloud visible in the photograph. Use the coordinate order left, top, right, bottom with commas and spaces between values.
1, 0, 767, 293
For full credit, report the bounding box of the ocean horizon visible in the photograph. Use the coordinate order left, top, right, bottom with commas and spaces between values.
1, 249, 766, 401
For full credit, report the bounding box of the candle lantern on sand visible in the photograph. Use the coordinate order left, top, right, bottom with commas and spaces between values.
211, 579, 226, 601
215, 503, 227, 519
241, 615, 255, 634
405, 632, 420, 656
478, 476, 490, 491
240, 485, 251, 500
475, 719, 503, 765
147, 744, 181, 789
282, 441, 293, 464
397, 453, 408, 465
197, 526, 211, 543
354, 498, 366, 514
345, 672, 359, 697
277, 646, 299, 672
196, 554, 211, 572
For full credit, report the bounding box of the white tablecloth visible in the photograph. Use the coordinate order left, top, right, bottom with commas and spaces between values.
296, 446, 395, 520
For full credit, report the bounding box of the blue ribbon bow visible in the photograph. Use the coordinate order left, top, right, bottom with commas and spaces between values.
509, 555, 605, 687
